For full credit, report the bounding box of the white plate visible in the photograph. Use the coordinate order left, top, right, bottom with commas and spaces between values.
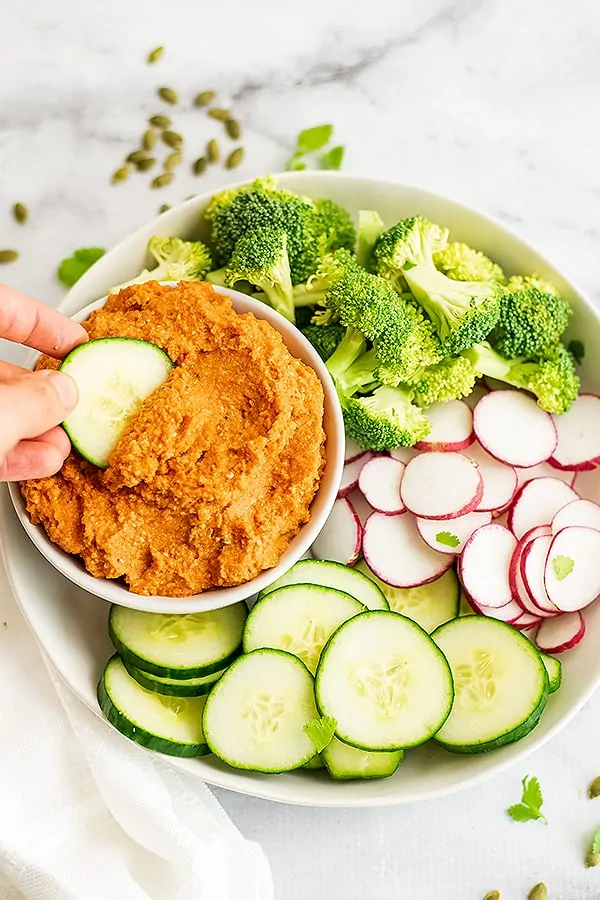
3, 172, 600, 807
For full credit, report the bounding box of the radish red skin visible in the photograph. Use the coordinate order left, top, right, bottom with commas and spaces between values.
362, 512, 453, 588
312, 497, 362, 566
415, 399, 474, 453
520, 535, 560, 616
344, 438, 369, 465
400, 452, 484, 520
473, 390, 558, 468
544, 525, 600, 612
415, 434, 475, 453
358, 456, 406, 516
509, 526, 556, 618
508, 477, 579, 540
459, 523, 517, 610
549, 394, 600, 471
535, 611, 586, 653
337, 453, 373, 499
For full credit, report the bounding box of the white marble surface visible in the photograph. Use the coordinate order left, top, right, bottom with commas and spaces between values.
2, 0, 600, 896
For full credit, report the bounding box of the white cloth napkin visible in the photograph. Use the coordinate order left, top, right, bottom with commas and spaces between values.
0, 576, 273, 900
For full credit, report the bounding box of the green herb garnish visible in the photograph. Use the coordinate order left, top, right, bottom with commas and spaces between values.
436, 531, 460, 548
57, 248, 106, 287
507, 775, 547, 823
304, 715, 337, 753
285, 124, 344, 171
322, 145, 345, 170
552, 555, 574, 581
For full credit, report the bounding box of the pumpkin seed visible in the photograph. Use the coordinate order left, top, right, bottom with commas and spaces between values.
589, 777, 600, 799
151, 172, 174, 189
13, 202, 28, 225
164, 151, 182, 171
528, 885, 547, 900
112, 165, 131, 184
146, 46, 164, 65
158, 87, 178, 105
586, 850, 600, 868
483, 892, 500, 900
193, 157, 207, 176
149, 114, 171, 129
225, 119, 242, 140
225, 147, 245, 169
136, 157, 156, 172
0, 250, 19, 264
206, 139, 220, 163
162, 129, 183, 148
208, 108, 231, 122
158, 203, 171, 214
142, 129, 156, 151
126, 150, 149, 164
194, 90, 216, 107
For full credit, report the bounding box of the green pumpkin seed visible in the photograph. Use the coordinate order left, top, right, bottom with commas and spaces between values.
206, 139, 220, 163
589, 777, 600, 799
142, 129, 156, 151
208, 108, 231, 122
149, 114, 171, 129
136, 157, 156, 172
13, 202, 28, 225
528, 885, 547, 900
164, 151, 182, 171
0, 249, 19, 264
146, 46, 164, 65
151, 172, 174, 189
194, 90, 216, 107
126, 150, 149, 164
586, 850, 600, 868
158, 87, 178, 105
162, 129, 183, 148
193, 157, 207, 176
158, 203, 171, 214
112, 165, 131, 184
225, 119, 242, 140
225, 147, 245, 169
483, 892, 500, 900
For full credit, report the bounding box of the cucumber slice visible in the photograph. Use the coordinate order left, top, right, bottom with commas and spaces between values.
203, 649, 319, 773
121, 657, 225, 697
540, 652, 562, 694
60, 337, 173, 468
243, 584, 364, 674
98, 655, 210, 757
109, 603, 246, 679
303, 754, 326, 770
355, 560, 459, 632
432, 617, 549, 753
315, 611, 454, 751
322, 737, 404, 780
258, 559, 388, 610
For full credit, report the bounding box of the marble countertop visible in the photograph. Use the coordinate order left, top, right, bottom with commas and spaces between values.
2, 0, 600, 897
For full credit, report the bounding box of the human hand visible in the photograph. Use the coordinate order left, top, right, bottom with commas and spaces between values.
0, 284, 88, 481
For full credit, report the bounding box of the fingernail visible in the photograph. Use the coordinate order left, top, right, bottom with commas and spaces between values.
44, 371, 79, 411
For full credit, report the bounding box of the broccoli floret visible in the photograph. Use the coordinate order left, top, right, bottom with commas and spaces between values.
112, 237, 212, 291
343, 386, 431, 451
312, 198, 356, 255
372, 216, 448, 284
464, 341, 580, 415
410, 356, 479, 408
356, 210, 385, 269
433, 242, 506, 284
374, 304, 443, 386
224, 228, 294, 321
403, 264, 501, 355
301, 323, 346, 361
295, 306, 317, 330
325, 327, 368, 394
492, 285, 572, 358
506, 273, 558, 295
324, 266, 405, 341
291, 248, 356, 308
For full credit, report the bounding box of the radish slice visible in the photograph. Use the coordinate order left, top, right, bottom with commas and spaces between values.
474, 597, 525, 624
516, 461, 576, 489
389, 447, 418, 465
464, 442, 518, 512
416, 510, 492, 555
552, 499, 600, 535
460, 523, 517, 609
509, 526, 556, 619
550, 394, 600, 471
544, 526, 600, 612
573, 468, 600, 505
362, 512, 452, 587
521, 535, 560, 615
508, 477, 579, 540
344, 438, 368, 464
535, 611, 586, 653
414, 400, 474, 452
338, 452, 372, 498
400, 453, 483, 520
358, 457, 406, 515
347, 488, 374, 527
512, 612, 543, 631
473, 390, 557, 467
464, 381, 489, 410
312, 498, 362, 566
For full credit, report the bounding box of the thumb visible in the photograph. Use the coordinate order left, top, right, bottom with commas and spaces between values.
0, 370, 78, 458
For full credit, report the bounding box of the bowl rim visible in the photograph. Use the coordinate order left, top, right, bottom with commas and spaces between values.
9, 283, 345, 613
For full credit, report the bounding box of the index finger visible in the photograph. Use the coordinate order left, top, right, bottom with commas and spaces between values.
0, 284, 88, 358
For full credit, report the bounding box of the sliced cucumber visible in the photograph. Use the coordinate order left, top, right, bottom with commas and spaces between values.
322, 737, 404, 780
355, 560, 459, 632
540, 652, 562, 694
203, 649, 318, 773
458, 590, 476, 617
303, 754, 326, 770
121, 657, 225, 697
432, 617, 549, 754
109, 603, 246, 679
315, 611, 453, 751
60, 337, 173, 468
98, 655, 210, 757
243, 584, 364, 674
258, 559, 388, 610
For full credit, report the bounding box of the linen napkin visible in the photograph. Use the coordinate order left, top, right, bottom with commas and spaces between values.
0, 577, 273, 900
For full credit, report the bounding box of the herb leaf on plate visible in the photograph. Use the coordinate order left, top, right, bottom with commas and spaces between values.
58, 247, 106, 287
507, 775, 547, 823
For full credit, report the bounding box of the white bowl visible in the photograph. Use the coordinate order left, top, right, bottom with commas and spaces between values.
3, 172, 600, 808
7, 285, 345, 613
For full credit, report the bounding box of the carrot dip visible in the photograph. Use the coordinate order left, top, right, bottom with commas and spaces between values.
21, 281, 326, 596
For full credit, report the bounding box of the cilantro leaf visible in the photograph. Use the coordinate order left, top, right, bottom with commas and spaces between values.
552, 555, 574, 581
304, 715, 337, 753
507, 776, 546, 823
592, 827, 600, 855
568, 339, 585, 365
436, 531, 460, 549
58, 247, 106, 287
296, 124, 333, 155
322, 145, 345, 170
285, 153, 307, 172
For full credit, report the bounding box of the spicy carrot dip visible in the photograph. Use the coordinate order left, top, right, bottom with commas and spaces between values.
21, 281, 326, 596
